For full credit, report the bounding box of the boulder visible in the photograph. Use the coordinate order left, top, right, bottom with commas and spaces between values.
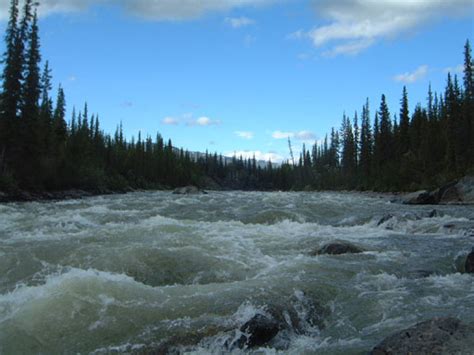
403, 190, 438, 205
312, 241, 364, 256
437, 176, 474, 204
236, 314, 280, 348
456, 176, 474, 204
371, 317, 474, 355
172, 186, 206, 195
465, 248, 474, 273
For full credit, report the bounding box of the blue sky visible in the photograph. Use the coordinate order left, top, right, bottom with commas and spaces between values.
1, 0, 473, 162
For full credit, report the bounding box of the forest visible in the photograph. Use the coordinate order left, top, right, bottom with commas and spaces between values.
0, 0, 473, 194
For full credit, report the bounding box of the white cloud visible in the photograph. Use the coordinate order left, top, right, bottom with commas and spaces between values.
0, 0, 100, 20
225, 150, 284, 163
444, 64, 464, 74
235, 131, 254, 139
0, 0, 276, 21
189, 116, 221, 126
295, 130, 316, 141
225, 16, 255, 28
323, 38, 374, 57
272, 130, 316, 141
394, 65, 428, 84
290, 0, 473, 56
162, 113, 221, 126
162, 116, 180, 125
272, 131, 294, 139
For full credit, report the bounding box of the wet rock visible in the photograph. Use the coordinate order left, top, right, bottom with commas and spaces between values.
289, 291, 328, 331
236, 314, 280, 348
172, 185, 206, 195
312, 241, 364, 256
465, 248, 474, 273
403, 190, 438, 205
457, 176, 474, 204
439, 176, 474, 204
439, 185, 462, 204
428, 209, 441, 218
377, 214, 394, 226
371, 317, 474, 355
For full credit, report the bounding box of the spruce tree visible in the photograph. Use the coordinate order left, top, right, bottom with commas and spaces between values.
359, 99, 372, 186
22, 10, 41, 122
399, 86, 410, 155
0, 0, 22, 169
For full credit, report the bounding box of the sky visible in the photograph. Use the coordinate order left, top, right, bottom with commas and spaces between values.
0, 0, 473, 162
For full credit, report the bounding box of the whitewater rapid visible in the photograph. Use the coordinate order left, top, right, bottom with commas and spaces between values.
0, 191, 473, 354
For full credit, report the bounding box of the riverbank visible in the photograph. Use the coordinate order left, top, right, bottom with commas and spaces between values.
1, 175, 472, 205
0, 188, 132, 203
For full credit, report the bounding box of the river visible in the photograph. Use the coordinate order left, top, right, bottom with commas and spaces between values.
1, 191, 473, 354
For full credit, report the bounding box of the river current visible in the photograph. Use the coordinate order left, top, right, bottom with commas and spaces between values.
0, 191, 473, 354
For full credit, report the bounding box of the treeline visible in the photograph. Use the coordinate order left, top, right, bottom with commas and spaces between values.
287, 41, 474, 191
0, 0, 472, 194
0, 0, 279, 193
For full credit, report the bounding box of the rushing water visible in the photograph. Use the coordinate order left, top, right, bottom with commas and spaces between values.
0, 191, 473, 354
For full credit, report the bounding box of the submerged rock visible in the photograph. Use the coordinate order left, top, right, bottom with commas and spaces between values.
232, 294, 328, 350
404, 269, 436, 279
312, 241, 364, 256
377, 214, 394, 226
236, 313, 280, 348
371, 317, 474, 355
465, 248, 474, 273
172, 186, 206, 195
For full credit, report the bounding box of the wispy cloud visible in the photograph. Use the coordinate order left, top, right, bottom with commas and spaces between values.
394, 65, 428, 84
225, 16, 255, 28
444, 64, 464, 74
188, 116, 221, 126
162, 116, 180, 125
272, 130, 316, 141
289, 0, 473, 56
235, 131, 254, 139
0, 0, 277, 21
322, 39, 374, 57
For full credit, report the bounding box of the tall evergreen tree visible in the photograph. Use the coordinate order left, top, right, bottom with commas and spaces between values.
359, 99, 372, 186
21, 10, 41, 122
399, 86, 410, 155
0, 0, 22, 171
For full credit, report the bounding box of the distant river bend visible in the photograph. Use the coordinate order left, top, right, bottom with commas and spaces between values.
0, 191, 473, 354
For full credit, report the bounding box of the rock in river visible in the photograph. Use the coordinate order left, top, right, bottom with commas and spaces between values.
465, 248, 474, 274
236, 313, 280, 348
312, 241, 364, 256
371, 317, 474, 355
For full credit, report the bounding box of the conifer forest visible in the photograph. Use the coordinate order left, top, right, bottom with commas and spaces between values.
0, 0, 473, 194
